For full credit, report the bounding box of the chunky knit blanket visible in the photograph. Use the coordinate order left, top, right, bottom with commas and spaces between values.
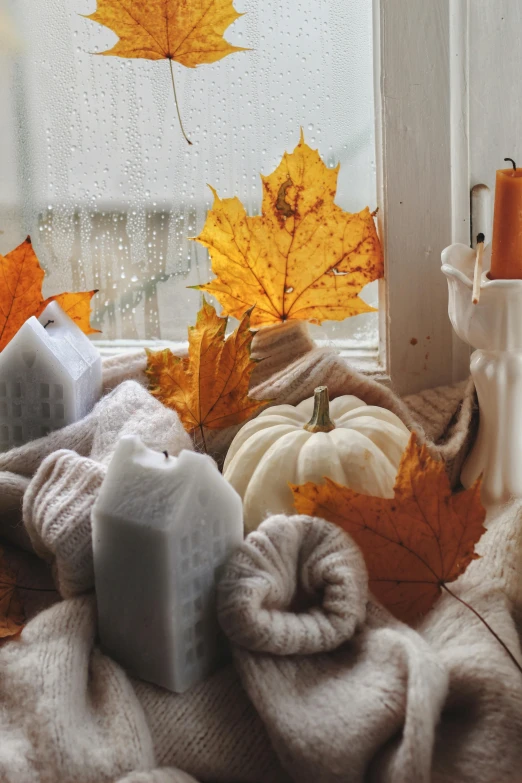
0, 322, 521, 783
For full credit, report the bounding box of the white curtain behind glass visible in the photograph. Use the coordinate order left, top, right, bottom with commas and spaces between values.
0, 0, 377, 346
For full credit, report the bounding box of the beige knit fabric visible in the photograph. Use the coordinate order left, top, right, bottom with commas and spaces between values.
219, 514, 369, 655
3, 505, 519, 783
472, 499, 522, 627
0, 592, 286, 783
117, 771, 199, 783
250, 320, 316, 385
4, 504, 520, 783
0, 324, 507, 783
18, 381, 193, 597
23, 451, 105, 597
0, 595, 156, 783
102, 349, 149, 392
403, 380, 469, 442
218, 513, 522, 783
133, 666, 288, 782
218, 515, 447, 783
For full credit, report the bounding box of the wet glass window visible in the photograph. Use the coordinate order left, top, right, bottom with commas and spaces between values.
0, 0, 377, 351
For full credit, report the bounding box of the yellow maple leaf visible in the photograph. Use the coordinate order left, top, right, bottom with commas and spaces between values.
84, 0, 247, 143
291, 434, 486, 624
47, 292, 99, 336
194, 131, 384, 328
146, 299, 266, 448
0, 237, 99, 353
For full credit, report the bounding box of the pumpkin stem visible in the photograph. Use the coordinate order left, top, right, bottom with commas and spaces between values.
304, 386, 336, 433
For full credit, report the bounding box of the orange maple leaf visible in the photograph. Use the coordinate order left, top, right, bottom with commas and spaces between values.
291, 433, 486, 624
146, 299, 266, 446
194, 131, 384, 329
0, 237, 98, 352
0, 547, 25, 640
84, 0, 247, 144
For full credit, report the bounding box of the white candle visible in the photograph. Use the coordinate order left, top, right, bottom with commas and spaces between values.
0, 301, 102, 452
92, 435, 243, 693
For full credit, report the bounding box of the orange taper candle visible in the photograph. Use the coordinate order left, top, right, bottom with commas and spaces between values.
490, 158, 522, 279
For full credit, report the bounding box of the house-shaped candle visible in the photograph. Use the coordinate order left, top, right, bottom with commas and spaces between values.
0, 301, 102, 452
92, 436, 243, 693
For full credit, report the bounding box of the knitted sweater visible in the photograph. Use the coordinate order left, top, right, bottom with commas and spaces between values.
218, 511, 522, 783
0, 322, 520, 783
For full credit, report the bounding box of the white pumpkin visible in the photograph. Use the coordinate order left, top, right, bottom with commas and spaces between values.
223, 386, 410, 532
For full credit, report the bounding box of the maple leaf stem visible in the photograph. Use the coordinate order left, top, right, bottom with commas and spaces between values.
168, 59, 192, 146
441, 583, 522, 676
199, 423, 208, 454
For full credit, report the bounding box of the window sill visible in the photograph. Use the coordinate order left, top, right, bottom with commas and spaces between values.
92, 339, 390, 384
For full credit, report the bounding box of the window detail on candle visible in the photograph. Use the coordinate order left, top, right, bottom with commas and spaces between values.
1, 0, 378, 353
92, 437, 243, 693
0, 302, 102, 452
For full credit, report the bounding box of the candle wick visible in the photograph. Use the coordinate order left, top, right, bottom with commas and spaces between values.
477, 232, 485, 244
504, 157, 517, 171
163, 450, 169, 459
43, 320, 54, 329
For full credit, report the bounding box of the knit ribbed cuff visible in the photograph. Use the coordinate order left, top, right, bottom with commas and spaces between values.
23, 449, 106, 597
218, 514, 368, 655
250, 321, 315, 387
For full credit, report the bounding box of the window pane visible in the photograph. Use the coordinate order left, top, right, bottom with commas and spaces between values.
1, 0, 377, 349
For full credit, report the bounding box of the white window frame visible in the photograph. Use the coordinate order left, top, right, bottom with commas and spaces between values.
4, 0, 472, 397
96, 0, 472, 397
374, 0, 471, 395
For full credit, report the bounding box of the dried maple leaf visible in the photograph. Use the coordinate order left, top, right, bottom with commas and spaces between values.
146, 299, 266, 447
194, 131, 384, 329
0, 237, 98, 352
291, 433, 486, 624
0, 547, 25, 639
85, 0, 247, 144
46, 292, 99, 337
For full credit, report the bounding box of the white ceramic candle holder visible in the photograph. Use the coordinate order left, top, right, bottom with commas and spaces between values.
442, 242, 522, 506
